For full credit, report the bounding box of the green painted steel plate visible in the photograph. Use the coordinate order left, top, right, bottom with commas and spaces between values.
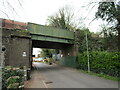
27, 23, 74, 40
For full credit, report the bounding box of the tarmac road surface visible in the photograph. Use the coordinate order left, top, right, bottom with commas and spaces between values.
25, 62, 118, 88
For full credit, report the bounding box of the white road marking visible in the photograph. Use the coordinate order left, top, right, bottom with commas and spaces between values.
42, 80, 48, 88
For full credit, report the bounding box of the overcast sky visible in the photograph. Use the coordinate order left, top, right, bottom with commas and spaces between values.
1, 0, 117, 56
0, 0, 104, 32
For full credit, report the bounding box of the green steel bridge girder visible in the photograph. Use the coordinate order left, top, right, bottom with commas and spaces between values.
27, 23, 75, 44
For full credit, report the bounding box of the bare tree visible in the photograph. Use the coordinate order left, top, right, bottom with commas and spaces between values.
46, 6, 77, 31
0, 0, 23, 19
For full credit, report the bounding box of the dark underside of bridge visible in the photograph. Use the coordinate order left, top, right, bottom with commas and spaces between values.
32, 40, 73, 49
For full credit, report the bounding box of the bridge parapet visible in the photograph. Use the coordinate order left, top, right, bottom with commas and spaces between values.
27, 23, 75, 44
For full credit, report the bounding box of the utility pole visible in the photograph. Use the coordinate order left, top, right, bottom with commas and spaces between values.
86, 31, 90, 72
0, 18, 2, 90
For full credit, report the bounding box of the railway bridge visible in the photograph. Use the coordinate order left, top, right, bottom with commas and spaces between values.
1, 22, 78, 69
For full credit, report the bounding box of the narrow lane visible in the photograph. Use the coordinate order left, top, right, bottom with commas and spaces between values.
26, 62, 118, 88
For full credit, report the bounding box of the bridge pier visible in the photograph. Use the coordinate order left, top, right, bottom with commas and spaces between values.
61, 44, 78, 57
60, 44, 79, 68
2, 29, 32, 69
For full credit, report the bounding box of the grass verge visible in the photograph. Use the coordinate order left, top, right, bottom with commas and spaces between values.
79, 69, 119, 81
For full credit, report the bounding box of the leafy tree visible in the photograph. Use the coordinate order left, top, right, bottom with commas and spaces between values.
75, 28, 89, 52
95, 2, 118, 23
38, 49, 59, 57
38, 49, 51, 57
95, 1, 120, 51
75, 28, 103, 52
99, 24, 118, 51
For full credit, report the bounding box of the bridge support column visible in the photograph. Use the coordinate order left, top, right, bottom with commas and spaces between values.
60, 44, 78, 68
61, 44, 78, 57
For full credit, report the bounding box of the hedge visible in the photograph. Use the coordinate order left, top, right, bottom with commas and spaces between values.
77, 51, 120, 77
2, 66, 24, 89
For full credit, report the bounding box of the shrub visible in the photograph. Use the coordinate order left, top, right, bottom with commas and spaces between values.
2, 66, 24, 89
77, 51, 120, 77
